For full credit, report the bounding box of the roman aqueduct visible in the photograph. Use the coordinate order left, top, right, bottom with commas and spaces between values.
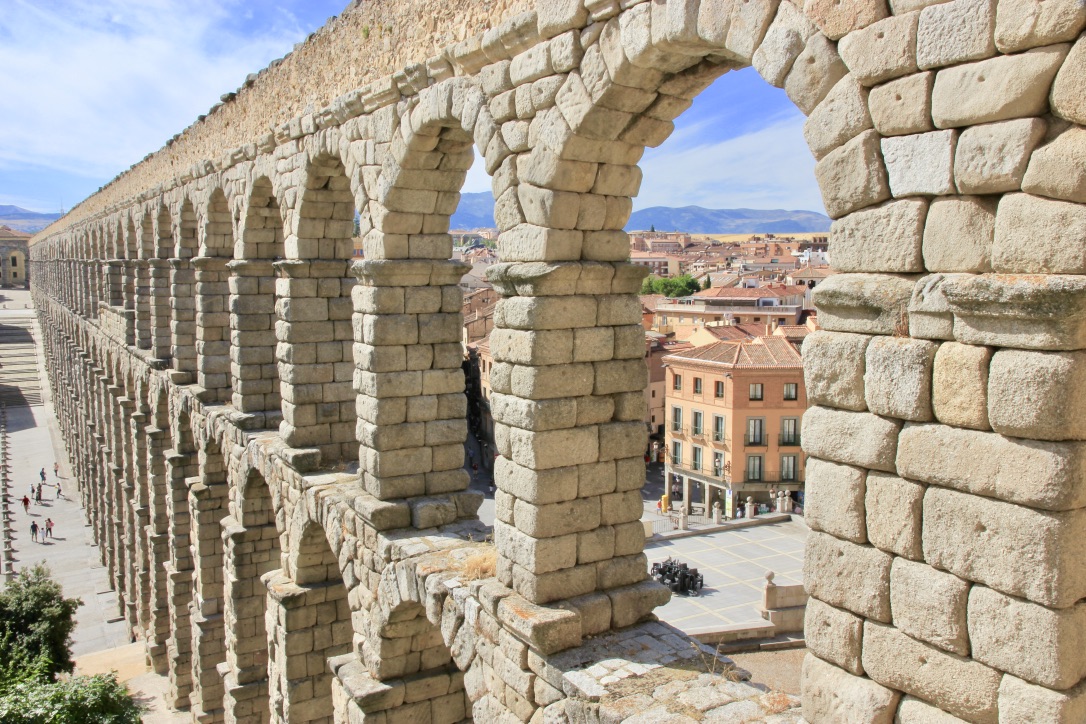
27, 0, 1086, 721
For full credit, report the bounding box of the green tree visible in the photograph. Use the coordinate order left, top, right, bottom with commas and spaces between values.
0, 564, 82, 682
701, 276, 712, 290
0, 673, 142, 724
640, 275, 656, 294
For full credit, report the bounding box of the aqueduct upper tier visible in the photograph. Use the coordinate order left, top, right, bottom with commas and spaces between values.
30, 0, 1086, 721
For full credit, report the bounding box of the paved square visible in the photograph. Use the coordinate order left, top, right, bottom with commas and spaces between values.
646, 518, 808, 634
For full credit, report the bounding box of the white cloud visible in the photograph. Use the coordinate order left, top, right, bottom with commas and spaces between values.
458, 112, 823, 214
0, 0, 311, 180
636, 112, 824, 213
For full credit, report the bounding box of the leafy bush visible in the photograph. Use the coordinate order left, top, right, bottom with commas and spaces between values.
0, 564, 81, 682
0, 673, 142, 724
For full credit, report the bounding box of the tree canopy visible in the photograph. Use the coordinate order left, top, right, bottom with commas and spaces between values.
639, 274, 702, 298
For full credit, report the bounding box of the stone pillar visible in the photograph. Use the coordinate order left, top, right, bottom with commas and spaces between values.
170, 258, 197, 381
486, 261, 666, 622
220, 491, 280, 724
148, 258, 173, 361
350, 259, 470, 502
145, 425, 171, 672
264, 570, 352, 724
227, 260, 279, 422
104, 259, 129, 341
135, 259, 152, 350
188, 472, 229, 723
273, 259, 354, 461
193, 256, 232, 402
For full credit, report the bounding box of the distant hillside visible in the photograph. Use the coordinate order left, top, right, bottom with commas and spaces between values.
627, 205, 830, 233
449, 194, 830, 234
450, 193, 498, 230
0, 206, 62, 233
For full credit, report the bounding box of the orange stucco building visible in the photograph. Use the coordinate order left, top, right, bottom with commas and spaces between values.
662, 336, 806, 517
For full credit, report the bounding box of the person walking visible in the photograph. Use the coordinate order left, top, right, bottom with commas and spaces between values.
21, 495, 30, 513
53, 462, 59, 478
44, 518, 54, 539
30, 521, 39, 543
39, 468, 46, 484
34, 484, 42, 504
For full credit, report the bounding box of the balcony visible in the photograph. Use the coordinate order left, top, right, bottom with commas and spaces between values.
744, 434, 768, 447
778, 433, 802, 447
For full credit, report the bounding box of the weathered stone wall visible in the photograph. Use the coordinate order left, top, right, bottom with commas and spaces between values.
30, 0, 1086, 721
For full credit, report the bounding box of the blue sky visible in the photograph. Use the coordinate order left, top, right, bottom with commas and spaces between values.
465, 66, 822, 213
1, 1, 823, 216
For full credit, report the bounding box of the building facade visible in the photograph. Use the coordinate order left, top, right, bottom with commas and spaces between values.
663, 337, 805, 517
0, 226, 30, 288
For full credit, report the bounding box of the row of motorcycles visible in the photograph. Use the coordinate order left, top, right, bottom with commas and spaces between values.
650, 557, 704, 596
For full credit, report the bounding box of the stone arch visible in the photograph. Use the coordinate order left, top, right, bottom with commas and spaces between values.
222, 465, 285, 723
268, 516, 353, 723
171, 198, 199, 377
275, 150, 358, 459
194, 188, 234, 402
231, 176, 285, 424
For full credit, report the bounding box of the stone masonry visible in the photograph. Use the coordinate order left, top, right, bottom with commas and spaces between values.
29, 0, 1086, 722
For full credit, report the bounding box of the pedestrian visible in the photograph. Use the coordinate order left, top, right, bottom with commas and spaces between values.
45, 518, 53, 539
55, 481, 64, 500
53, 462, 59, 478
30, 521, 39, 543
39, 468, 46, 483
472, 462, 479, 478
21, 495, 30, 513
35, 484, 42, 504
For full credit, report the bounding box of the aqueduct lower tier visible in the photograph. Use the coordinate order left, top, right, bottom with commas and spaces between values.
29, 0, 1086, 721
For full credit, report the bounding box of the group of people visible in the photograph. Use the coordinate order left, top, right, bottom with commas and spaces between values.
29, 517, 54, 543
21, 463, 62, 543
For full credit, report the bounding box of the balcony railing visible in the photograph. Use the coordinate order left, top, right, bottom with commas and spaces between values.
744, 434, 768, 447
778, 434, 802, 447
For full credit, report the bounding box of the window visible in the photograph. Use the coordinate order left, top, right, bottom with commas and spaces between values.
692, 411, 703, 436
714, 381, 724, 398
12, 271, 17, 279
747, 417, 765, 446
713, 415, 725, 442
673, 374, 683, 391
782, 455, 798, 481
651, 390, 656, 398
692, 446, 703, 471
749, 383, 763, 401
783, 383, 798, 401
747, 455, 764, 481
671, 406, 683, 433
781, 418, 800, 446
693, 377, 703, 395
10, 256, 17, 267
671, 440, 682, 466
713, 452, 724, 477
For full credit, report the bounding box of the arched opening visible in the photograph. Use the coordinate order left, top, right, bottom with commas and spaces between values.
151, 206, 174, 360
277, 153, 357, 459
222, 468, 283, 723
172, 198, 199, 377
353, 81, 480, 503
267, 521, 351, 723
232, 178, 284, 427
195, 189, 234, 402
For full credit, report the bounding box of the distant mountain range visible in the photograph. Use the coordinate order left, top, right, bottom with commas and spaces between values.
449, 193, 830, 233
0, 206, 62, 233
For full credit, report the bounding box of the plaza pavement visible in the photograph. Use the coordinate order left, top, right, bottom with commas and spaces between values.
1, 291, 131, 656
645, 518, 808, 634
